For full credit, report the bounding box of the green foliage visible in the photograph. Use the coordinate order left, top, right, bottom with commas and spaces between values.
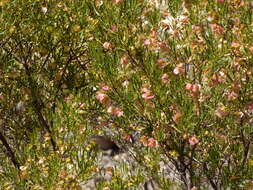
0, 0, 253, 189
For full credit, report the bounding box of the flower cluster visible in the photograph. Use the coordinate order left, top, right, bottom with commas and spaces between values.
183, 133, 199, 146
185, 83, 201, 98
140, 136, 159, 147
144, 29, 168, 52
173, 63, 185, 75
96, 83, 124, 117
141, 83, 155, 100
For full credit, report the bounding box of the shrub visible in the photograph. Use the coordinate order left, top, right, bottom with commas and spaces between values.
0, 0, 253, 189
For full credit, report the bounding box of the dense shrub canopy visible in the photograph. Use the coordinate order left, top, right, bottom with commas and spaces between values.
0, 0, 253, 189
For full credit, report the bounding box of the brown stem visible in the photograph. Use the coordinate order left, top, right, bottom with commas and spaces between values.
238, 117, 250, 169
36, 109, 57, 151
0, 131, 20, 169
23, 61, 57, 151
203, 163, 218, 190
2, 41, 57, 150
